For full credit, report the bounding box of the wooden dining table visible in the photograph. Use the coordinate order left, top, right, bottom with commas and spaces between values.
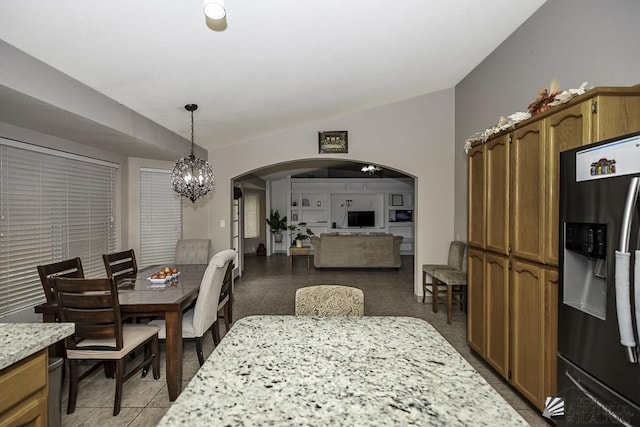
35, 263, 206, 402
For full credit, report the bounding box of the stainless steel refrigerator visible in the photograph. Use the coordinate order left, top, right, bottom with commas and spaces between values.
558, 130, 640, 426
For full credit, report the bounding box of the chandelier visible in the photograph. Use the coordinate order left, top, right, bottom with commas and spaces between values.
361, 164, 381, 175
171, 104, 214, 203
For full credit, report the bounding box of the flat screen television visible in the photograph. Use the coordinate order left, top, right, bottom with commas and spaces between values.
348, 211, 375, 227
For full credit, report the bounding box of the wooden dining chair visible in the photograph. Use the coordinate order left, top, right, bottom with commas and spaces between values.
295, 285, 364, 316
150, 249, 236, 365
214, 258, 235, 344
51, 276, 160, 416
37, 257, 85, 306
102, 249, 138, 283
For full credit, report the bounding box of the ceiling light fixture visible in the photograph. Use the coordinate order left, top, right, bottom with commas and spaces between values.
361, 164, 381, 175
203, 0, 226, 20
171, 104, 214, 203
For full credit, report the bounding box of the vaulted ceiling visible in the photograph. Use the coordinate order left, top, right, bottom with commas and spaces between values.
0, 0, 547, 153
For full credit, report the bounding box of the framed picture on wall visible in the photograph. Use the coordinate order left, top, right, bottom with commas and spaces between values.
391, 194, 403, 206
318, 131, 348, 154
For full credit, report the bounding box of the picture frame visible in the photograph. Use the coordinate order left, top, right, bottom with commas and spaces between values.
292, 213, 299, 221
302, 199, 310, 207
318, 131, 348, 154
391, 194, 403, 206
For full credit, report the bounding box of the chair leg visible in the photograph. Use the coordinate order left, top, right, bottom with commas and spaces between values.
141, 343, 150, 378
104, 361, 115, 378
151, 336, 160, 380
432, 277, 439, 313
422, 271, 427, 303
113, 359, 124, 416
67, 359, 79, 414
195, 337, 205, 366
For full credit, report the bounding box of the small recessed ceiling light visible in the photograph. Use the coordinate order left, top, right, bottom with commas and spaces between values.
203, 0, 226, 20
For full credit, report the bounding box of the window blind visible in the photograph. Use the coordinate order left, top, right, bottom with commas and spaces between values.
0, 141, 117, 318
244, 192, 259, 238
139, 169, 182, 268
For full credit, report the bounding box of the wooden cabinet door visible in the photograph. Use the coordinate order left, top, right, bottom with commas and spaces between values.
484, 252, 509, 378
592, 95, 640, 142
466, 248, 485, 354
544, 103, 590, 266
544, 268, 558, 404
511, 123, 545, 263
510, 259, 545, 410
485, 135, 510, 255
467, 144, 485, 249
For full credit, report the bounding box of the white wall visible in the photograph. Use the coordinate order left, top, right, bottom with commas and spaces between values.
184, 88, 455, 295
454, 0, 640, 241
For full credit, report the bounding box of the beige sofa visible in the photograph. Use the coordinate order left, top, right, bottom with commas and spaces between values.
310, 233, 403, 268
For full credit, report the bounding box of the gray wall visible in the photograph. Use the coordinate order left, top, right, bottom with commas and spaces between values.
454, 0, 640, 240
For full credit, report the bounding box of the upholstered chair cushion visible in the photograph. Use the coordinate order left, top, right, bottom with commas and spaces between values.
295, 285, 364, 317
174, 239, 212, 264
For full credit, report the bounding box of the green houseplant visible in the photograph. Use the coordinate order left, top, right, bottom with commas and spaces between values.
266, 209, 288, 243
287, 222, 315, 247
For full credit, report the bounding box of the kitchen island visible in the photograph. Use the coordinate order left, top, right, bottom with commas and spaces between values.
159, 316, 526, 426
0, 322, 74, 426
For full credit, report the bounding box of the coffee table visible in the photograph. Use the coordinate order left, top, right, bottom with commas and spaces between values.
289, 247, 314, 270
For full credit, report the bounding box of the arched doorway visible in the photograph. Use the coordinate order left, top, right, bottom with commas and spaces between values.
232, 159, 415, 277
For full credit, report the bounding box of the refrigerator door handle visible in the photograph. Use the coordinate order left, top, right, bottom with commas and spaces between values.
565, 370, 633, 427
616, 177, 640, 363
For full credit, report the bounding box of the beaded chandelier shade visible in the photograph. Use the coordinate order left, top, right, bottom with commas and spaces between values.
171, 104, 214, 203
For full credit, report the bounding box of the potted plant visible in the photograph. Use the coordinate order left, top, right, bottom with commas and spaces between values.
266, 209, 288, 243
287, 222, 315, 247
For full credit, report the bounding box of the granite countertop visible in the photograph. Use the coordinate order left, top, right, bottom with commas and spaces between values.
158, 316, 527, 426
0, 323, 74, 370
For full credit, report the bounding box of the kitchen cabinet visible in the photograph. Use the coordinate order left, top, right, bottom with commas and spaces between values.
467, 144, 485, 249
510, 259, 546, 408
485, 135, 510, 256
466, 247, 485, 355
511, 120, 545, 264
484, 252, 509, 378
0, 350, 48, 427
466, 85, 640, 411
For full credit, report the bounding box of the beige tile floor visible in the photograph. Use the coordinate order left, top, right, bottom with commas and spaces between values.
58, 254, 550, 426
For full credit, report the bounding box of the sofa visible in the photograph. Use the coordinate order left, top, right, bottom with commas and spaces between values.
310, 233, 403, 268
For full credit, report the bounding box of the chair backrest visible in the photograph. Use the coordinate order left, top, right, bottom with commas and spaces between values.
295, 285, 364, 317
218, 254, 235, 308
191, 249, 236, 336
447, 241, 466, 271
103, 249, 137, 283
37, 257, 84, 303
174, 239, 212, 264
51, 276, 123, 351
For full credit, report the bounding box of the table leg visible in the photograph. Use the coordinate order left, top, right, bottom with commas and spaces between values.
165, 310, 183, 401
289, 255, 293, 270
306, 255, 311, 270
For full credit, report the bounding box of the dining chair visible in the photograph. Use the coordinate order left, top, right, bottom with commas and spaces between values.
422, 241, 466, 305
295, 285, 364, 316
51, 276, 160, 416
102, 249, 138, 284
37, 257, 84, 305
150, 249, 236, 366
431, 268, 467, 324
174, 239, 212, 264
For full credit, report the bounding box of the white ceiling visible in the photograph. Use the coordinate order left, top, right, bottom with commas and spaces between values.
0, 0, 546, 151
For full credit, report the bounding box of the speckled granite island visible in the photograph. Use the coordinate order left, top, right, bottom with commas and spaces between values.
0, 323, 74, 370
158, 316, 527, 426
0, 322, 74, 425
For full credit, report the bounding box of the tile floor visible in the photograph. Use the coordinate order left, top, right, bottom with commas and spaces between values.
59, 254, 549, 426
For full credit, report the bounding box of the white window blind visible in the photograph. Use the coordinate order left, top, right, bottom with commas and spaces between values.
244, 192, 259, 238
140, 169, 182, 268
0, 141, 117, 318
